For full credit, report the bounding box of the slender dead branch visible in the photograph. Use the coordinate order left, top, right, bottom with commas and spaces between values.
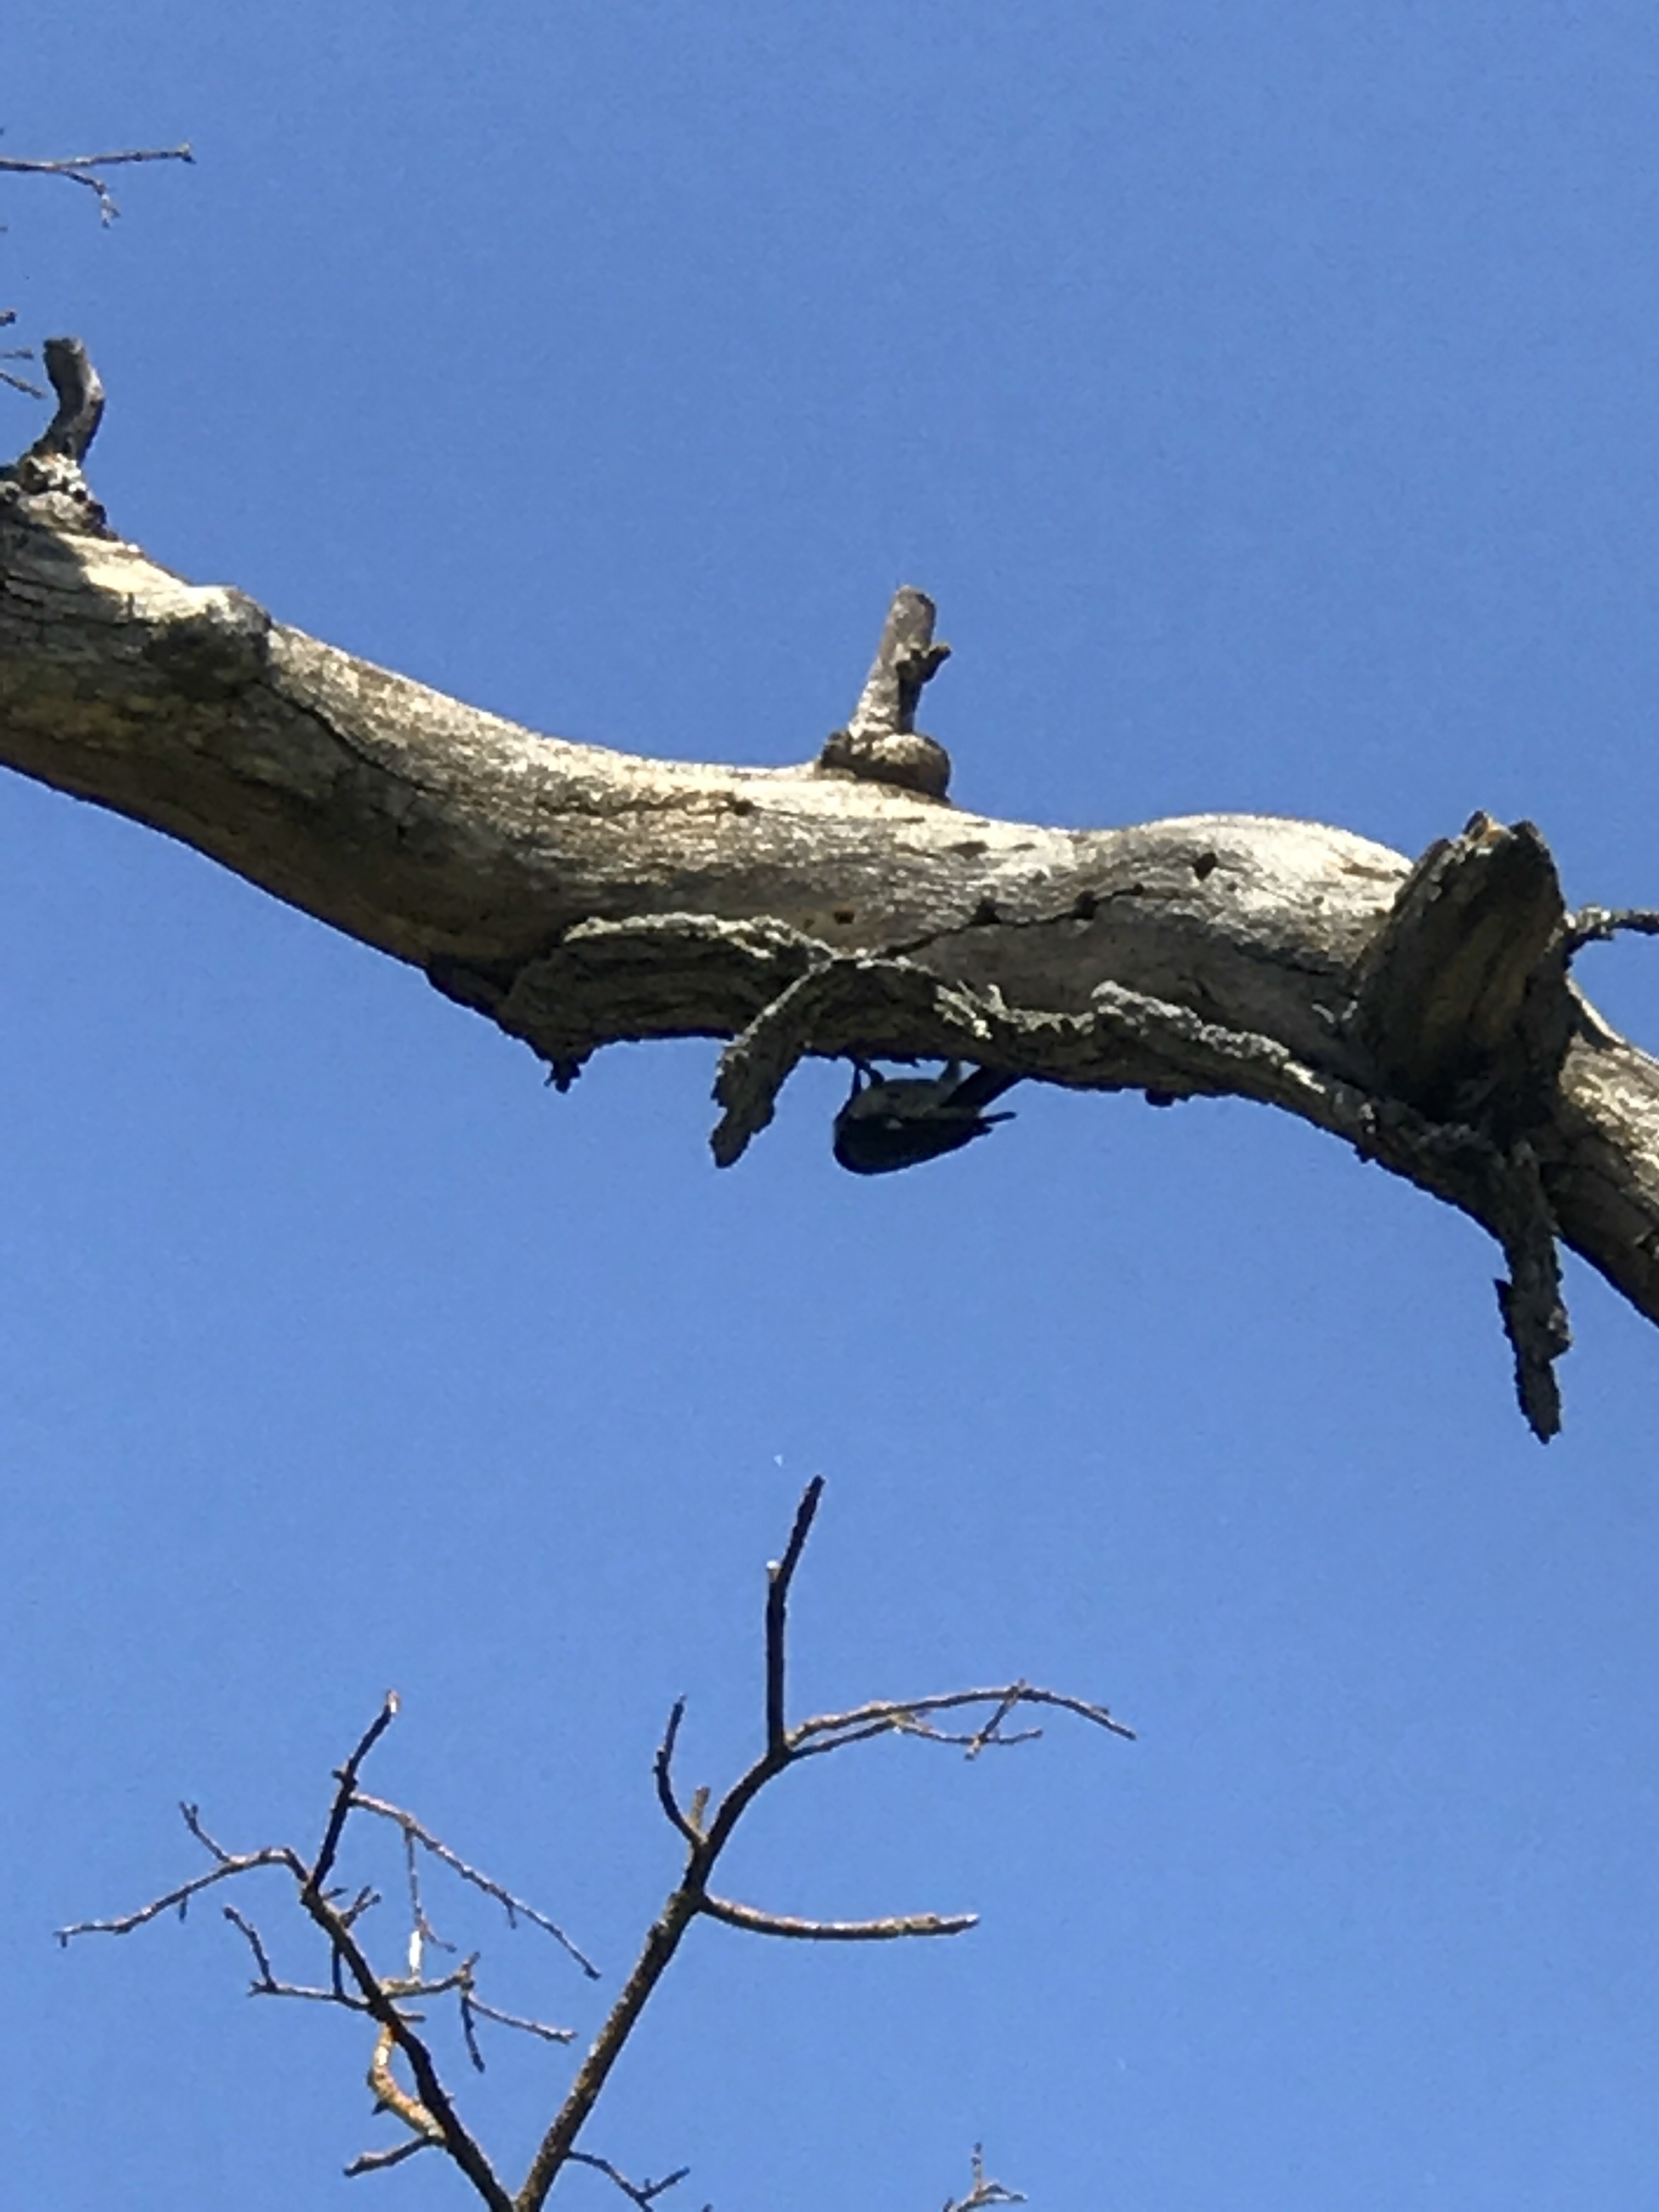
309, 1694, 399, 1893
222, 1903, 280, 1989
652, 1700, 700, 1844
766, 1474, 823, 1753
0, 142, 193, 223
566, 2151, 699, 2209
396, 1819, 454, 1965
465, 1995, 577, 2046
944, 2146, 1027, 2211
352, 1790, 600, 1978
56, 1836, 300, 1942
0, 308, 42, 398
347, 2135, 437, 2177
1567, 904, 1659, 951
791, 1681, 1137, 1753
519, 1480, 1129, 2211
698, 1892, 978, 1940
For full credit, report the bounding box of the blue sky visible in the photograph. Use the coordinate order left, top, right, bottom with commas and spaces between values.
7, 7, 1659, 2207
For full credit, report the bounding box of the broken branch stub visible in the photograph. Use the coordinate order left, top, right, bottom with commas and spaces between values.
816, 585, 953, 798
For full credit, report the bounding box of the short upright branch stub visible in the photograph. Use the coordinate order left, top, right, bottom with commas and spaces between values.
817, 586, 954, 799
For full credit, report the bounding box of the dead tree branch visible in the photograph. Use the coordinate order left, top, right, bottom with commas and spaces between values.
2, 142, 193, 396
352, 1789, 600, 1978
517, 1480, 1130, 2211
566, 2152, 701, 2209
5, 347, 1651, 1434
60, 1485, 1127, 2207
943, 2146, 1028, 2211
0, 307, 41, 399
0, 141, 193, 224
59, 1696, 577, 2212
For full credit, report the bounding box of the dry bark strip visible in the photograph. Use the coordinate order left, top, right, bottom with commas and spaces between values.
5, 345, 1659, 1436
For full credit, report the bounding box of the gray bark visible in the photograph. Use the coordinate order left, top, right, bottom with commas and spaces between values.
4, 360, 1657, 1436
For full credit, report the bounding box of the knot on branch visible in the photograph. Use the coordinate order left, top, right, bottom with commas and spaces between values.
1348, 812, 1574, 1131
817, 586, 953, 799
1345, 813, 1582, 1438
140, 587, 273, 702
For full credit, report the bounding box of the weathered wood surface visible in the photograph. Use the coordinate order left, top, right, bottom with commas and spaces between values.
4, 359, 1657, 1433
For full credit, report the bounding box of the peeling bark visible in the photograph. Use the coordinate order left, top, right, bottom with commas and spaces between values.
4, 368, 1658, 1436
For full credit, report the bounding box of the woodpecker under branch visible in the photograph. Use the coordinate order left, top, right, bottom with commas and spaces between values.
832, 1060, 1020, 1175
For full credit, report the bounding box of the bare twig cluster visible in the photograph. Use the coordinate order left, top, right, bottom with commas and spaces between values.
60, 1692, 585, 2209
1, 138, 193, 394
60, 1482, 1131, 2207
0, 307, 40, 398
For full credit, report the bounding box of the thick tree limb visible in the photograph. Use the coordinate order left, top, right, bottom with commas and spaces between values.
4, 368, 1659, 1432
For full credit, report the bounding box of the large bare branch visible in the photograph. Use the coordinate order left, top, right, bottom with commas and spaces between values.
4, 357, 1658, 1431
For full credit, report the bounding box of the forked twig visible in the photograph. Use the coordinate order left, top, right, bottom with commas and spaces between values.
351, 1791, 600, 1978
517, 1481, 1130, 2211
59, 1694, 579, 2212
766, 1473, 822, 1751
944, 2144, 1027, 2211
567, 2151, 702, 2209
0, 142, 194, 224
61, 1482, 1127, 2208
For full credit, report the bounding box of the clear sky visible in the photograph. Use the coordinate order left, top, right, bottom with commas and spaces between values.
7, 8, 1659, 2208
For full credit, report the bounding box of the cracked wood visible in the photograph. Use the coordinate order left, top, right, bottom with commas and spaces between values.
4, 425, 1659, 1432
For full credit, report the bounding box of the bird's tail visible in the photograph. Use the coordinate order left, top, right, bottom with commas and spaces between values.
949, 1064, 1022, 1111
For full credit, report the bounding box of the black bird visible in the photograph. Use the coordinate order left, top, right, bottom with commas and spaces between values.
832, 1059, 1020, 1175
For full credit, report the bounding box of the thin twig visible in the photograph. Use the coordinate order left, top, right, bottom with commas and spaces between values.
222, 1904, 279, 1988
308, 1694, 399, 1894
399, 1820, 454, 1967
567, 2150, 697, 2207
766, 1476, 823, 1752
791, 1682, 1136, 1751
652, 1700, 700, 1844
345, 2134, 435, 2176
0, 328, 43, 397
352, 1789, 600, 1978
57, 1843, 300, 1942
180, 1802, 237, 1863
465, 1994, 577, 2045
698, 1892, 977, 1940
0, 143, 193, 223
1566, 904, 1659, 951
